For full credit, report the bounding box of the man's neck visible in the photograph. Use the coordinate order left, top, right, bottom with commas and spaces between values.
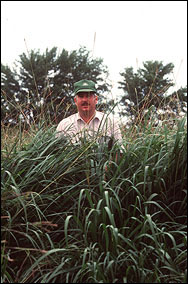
79, 111, 96, 124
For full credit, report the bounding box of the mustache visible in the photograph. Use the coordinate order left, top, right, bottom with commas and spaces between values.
82, 103, 90, 106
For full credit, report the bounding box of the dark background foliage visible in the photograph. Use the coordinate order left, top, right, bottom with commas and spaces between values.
1, 46, 187, 127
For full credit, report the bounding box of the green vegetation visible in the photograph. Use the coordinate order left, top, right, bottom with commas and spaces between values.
1, 46, 110, 126
1, 47, 187, 127
1, 115, 187, 283
118, 60, 187, 122
1, 47, 187, 282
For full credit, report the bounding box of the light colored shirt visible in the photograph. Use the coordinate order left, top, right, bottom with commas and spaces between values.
56, 111, 122, 144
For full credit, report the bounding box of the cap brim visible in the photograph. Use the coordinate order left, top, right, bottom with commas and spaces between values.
75, 89, 96, 94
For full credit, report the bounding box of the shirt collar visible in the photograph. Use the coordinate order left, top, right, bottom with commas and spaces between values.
77, 111, 101, 123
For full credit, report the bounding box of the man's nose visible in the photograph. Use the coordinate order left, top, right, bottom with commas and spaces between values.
82, 95, 89, 101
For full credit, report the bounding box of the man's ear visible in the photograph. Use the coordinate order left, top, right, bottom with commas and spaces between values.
74, 96, 77, 104
95, 95, 98, 104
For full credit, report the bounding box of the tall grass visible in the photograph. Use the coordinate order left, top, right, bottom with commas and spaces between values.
1, 103, 187, 283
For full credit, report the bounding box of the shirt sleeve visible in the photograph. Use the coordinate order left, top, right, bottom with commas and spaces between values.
56, 120, 69, 138
56, 116, 78, 141
108, 115, 123, 143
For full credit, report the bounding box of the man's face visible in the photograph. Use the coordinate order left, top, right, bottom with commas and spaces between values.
74, 92, 98, 115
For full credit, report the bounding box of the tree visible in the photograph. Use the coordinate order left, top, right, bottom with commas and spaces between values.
17, 47, 58, 124
15, 46, 111, 124
118, 61, 176, 122
1, 64, 21, 124
49, 46, 111, 122
166, 86, 187, 114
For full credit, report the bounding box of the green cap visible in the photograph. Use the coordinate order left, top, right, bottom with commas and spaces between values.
74, 79, 97, 95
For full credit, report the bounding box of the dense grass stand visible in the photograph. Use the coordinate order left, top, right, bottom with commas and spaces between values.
1, 116, 187, 283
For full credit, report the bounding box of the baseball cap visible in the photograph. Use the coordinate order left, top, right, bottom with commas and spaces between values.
74, 79, 97, 95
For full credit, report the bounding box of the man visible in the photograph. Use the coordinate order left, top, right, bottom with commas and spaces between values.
56, 79, 122, 147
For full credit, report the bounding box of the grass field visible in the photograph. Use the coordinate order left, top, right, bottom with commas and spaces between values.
1, 110, 187, 283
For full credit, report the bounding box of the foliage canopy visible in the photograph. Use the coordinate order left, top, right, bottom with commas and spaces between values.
1, 46, 111, 125
118, 60, 187, 123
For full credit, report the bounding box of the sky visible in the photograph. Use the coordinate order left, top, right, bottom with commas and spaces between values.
1, 1, 187, 100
